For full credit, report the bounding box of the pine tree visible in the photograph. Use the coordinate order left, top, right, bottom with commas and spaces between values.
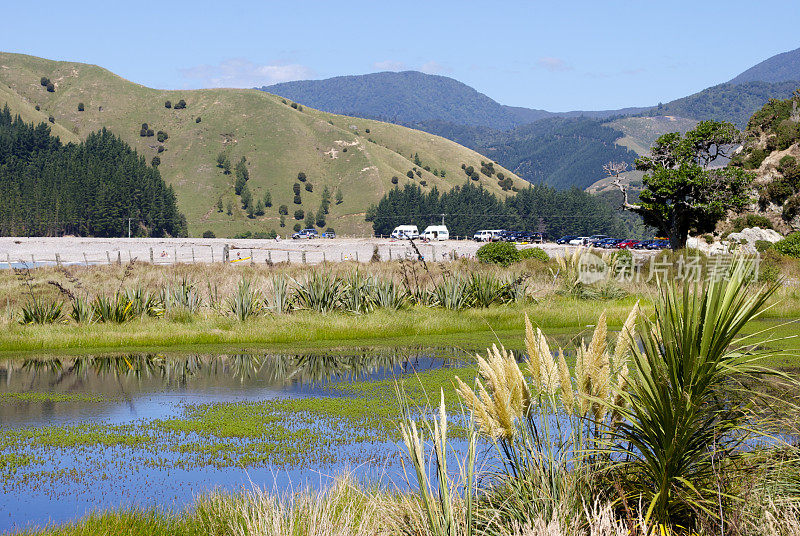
335, 187, 343, 205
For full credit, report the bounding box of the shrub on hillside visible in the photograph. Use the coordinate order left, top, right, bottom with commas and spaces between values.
151, 156, 160, 167
278, 204, 288, 215
48, 116, 54, 123
195, 116, 201, 123
294, 209, 304, 220
305, 183, 313, 192
391, 176, 398, 184
519, 247, 549, 262
202, 230, 215, 238
40, 77, 50, 87
165, 101, 171, 109
46, 83, 55, 93
77, 102, 84, 112
293, 223, 301, 232
755, 240, 773, 253
293, 195, 302, 205
730, 214, 773, 233
157, 131, 168, 143
476, 242, 521, 267
773, 232, 800, 258
297, 172, 307, 182
174, 99, 186, 109
783, 195, 800, 221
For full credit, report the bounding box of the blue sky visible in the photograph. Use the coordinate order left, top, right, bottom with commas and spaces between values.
3, 0, 800, 111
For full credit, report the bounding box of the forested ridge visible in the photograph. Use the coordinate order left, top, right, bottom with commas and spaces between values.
0, 105, 186, 237
367, 181, 627, 238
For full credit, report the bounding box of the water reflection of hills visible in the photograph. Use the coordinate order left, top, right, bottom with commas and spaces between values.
0, 349, 469, 424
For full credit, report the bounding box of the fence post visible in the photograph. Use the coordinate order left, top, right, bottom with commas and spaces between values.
55, 253, 61, 267
287, 251, 290, 263
6, 253, 11, 267
211, 248, 215, 263
174, 249, 177, 264
106, 251, 111, 265
192, 248, 196, 263
150, 248, 154, 264
355, 250, 359, 263
323, 251, 326, 263
302, 251, 306, 264
223, 244, 230, 263
388, 248, 392, 261
84, 253, 89, 267
268, 250, 272, 263
250, 249, 254, 264
117, 251, 121, 265
31, 254, 35, 268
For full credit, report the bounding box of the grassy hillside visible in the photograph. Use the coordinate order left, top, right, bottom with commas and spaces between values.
0, 52, 527, 237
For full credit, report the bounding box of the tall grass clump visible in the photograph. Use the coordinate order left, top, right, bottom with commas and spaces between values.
341, 270, 375, 314
432, 276, 471, 310
266, 276, 291, 314
15, 267, 64, 324
373, 278, 408, 310
468, 272, 504, 308
293, 272, 345, 313
399, 391, 477, 536
227, 278, 263, 321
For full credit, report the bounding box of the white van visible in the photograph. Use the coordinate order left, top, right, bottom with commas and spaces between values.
422, 225, 449, 241
391, 225, 419, 239
474, 229, 503, 242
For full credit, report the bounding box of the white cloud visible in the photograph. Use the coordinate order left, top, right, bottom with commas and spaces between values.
179, 58, 314, 88
420, 61, 450, 75
537, 57, 572, 72
372, 60, 406, 71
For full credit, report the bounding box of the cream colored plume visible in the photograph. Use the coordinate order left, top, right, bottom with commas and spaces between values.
455, 344, 529, 440
556, 348, 574, 412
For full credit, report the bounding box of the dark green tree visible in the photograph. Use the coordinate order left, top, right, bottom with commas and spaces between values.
614, 121, 754, 249
263, 190, 272, 207
335, 187, 343, 204
304, 210, 315, 229
77, 103, 84, 112
255, 200, 265, 216
278, 204, 288, 215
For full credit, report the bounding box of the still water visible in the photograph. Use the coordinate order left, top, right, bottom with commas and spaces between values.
0, 348, 471, 532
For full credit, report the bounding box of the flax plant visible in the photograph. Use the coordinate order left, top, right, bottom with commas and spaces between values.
610, 257, 783, 530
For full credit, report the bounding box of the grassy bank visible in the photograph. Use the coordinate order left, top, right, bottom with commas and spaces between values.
0, 297, 645, 356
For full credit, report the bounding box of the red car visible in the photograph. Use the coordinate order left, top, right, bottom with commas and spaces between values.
616, 239, 640, 249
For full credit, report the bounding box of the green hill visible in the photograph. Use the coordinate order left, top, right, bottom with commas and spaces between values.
0, 52, 527, 237
730, 47, 800, 84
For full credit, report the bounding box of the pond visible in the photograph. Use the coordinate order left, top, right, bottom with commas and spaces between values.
0, 348, 475, 533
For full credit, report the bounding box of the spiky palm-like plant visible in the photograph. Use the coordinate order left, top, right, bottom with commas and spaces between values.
612, 258, 780, 529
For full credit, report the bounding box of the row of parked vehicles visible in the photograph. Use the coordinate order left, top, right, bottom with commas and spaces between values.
555, 235, 670, 250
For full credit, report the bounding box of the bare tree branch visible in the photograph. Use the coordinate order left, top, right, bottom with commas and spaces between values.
603, 161, 642, 210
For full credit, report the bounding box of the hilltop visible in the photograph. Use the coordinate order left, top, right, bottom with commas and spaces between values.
730, 47, 800, 84
263, 71, 552, 130
0, 52, 527, 237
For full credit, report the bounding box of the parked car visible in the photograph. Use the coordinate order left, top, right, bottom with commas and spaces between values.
514, 231, 542, 243
647, 239, 670, 250
587, 234, 610, 246
474, 230, 505, 242
292, 228, 318, 239
322, 231, 336, 239
556, 235, 577, 245
599, 238, 624, 249
391, 225, 419, 239
616, 239, 640, 249
633, 240, 654, 249
569, 236, 589, 246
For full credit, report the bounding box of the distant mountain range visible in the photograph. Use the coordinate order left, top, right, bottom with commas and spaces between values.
260, 47, 800, 190
262, 71, 648, 131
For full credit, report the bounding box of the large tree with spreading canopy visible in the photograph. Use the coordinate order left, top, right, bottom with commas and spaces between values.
610, 120, 754, 250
